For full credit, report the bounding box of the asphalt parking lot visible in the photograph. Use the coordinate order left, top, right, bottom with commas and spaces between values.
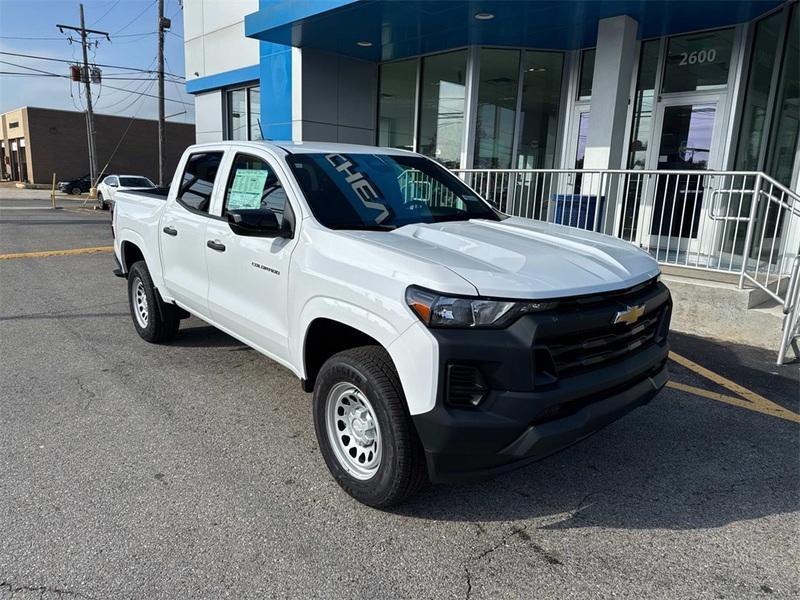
1, 189, 798, 600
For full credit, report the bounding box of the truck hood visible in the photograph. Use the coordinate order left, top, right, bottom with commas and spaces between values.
344, 217, 660, 299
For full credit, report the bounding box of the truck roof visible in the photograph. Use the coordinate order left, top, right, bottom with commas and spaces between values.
187, 140, 418, 156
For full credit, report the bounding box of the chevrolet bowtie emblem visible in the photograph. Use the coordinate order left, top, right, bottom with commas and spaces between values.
613, 304, 646, 325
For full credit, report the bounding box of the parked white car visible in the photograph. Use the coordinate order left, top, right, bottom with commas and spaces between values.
97, 174, 156, 209
112, 141, 672, 507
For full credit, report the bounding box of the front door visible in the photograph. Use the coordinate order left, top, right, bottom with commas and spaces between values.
205, 151, 299, 362
642, 97, 724, 258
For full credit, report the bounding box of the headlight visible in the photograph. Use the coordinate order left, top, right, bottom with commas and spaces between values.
405, 286, 556, 329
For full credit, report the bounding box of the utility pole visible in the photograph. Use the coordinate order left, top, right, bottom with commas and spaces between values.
57, 5, 109, 190
157, 0, 167, 187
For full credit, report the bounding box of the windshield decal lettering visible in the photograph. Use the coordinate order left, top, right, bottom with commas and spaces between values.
324, 154, 390, 224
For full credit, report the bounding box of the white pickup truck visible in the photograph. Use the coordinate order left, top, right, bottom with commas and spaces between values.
113, 141, 671, 507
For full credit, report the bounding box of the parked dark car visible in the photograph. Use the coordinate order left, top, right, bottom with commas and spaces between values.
57, 175, 91, 195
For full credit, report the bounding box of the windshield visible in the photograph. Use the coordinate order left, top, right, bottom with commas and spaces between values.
119, 177, 154, 187
286, 153, 500, 230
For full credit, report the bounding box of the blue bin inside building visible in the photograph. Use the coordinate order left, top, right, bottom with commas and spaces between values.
551, 194, 606, 230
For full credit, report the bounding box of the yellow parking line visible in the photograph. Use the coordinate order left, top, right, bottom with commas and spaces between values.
666, 381, 800, 424
63, 207, 101, 215
0, 246, 113, 260
668, 351, 799, 423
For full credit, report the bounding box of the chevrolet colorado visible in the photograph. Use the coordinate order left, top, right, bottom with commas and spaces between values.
112, 141, 672, 507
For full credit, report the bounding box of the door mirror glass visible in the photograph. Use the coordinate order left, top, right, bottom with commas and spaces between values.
227, 208, 282, 237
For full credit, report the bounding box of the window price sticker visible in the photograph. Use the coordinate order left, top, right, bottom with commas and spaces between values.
228, 169, 269, 210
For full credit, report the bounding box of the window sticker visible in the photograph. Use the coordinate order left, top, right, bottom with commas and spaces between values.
324, 154, 391, 224
228, 168, 269, 210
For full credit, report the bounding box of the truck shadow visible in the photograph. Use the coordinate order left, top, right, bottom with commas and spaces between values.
393, 396, 799, 529
163, 322, 798, 531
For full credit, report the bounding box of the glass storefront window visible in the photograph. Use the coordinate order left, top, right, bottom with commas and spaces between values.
227, 88, 248, 140
418, 50, 467, 168
578, 49, 595, 100
226, 85, 261, 141
473, 48, 521, 169
517, 51, 564, 169
662, 29, 734, 93
249, 87, 262, 140
766, 3, 799, 186
735, 13, 781, 171
627, 40, 660, 169
378, 59, 417, 151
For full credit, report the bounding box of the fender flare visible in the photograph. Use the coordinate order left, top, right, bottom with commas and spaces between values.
295, 297, 437, 415
295, 296, 403, 377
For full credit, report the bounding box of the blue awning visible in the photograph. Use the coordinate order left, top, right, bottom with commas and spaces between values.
245, 0, 783, 61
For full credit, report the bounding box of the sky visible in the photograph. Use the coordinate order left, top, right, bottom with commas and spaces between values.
0, 0, 194, 123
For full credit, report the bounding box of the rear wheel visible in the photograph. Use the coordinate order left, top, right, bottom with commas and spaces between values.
127, 261, 180, 343
312, 346, 427, 507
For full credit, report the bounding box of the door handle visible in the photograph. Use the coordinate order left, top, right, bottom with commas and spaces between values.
162, 226, 178, 236
206, 240, 226, 252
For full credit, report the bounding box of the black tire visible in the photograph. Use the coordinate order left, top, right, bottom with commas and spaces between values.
71, 186, 81, 195
313, 346, 427, 508
127, 260, 180, 343
97, 192, 107, 210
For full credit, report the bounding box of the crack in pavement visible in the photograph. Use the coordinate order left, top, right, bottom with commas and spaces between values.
75, 375, 97, 411
0, 580, 96, 599
462, 524, 563, 598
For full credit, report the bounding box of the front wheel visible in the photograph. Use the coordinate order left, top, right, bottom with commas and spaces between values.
313, 346, 427, 508
71, 186, 82, 195
127, 261, 180, 343
97, 192, 107, 210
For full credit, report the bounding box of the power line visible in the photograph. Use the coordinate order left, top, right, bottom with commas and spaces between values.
0, 66, 191, 107
101, 82, 192, 106
0, 50, 185, 79
89, 0, 122, 27
0, 35, 68, 41
114, 31, 158, 38
112, 0, 157, 35
0, 59, 62, 77
0, 58, 180, 83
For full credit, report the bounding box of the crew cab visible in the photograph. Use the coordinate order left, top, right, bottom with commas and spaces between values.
112, 141, 672, 507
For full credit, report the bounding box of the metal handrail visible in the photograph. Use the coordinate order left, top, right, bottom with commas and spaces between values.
783, 255, 800, 314
452, 166, 800, 362
777, 255, 800, 365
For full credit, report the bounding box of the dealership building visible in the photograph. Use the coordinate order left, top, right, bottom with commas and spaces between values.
184, 0, 798, 185
183, 0, 800, 360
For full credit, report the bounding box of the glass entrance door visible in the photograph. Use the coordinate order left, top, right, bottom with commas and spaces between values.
643, 97, 723, 258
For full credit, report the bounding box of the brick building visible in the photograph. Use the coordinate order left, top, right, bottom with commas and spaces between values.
0, 106, 195, 185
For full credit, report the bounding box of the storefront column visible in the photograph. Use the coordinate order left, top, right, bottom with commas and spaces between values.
584, 15, 638, 171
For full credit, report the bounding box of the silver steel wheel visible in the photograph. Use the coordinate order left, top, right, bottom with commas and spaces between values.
325, 382, 382, 480
133, 277, 149, 328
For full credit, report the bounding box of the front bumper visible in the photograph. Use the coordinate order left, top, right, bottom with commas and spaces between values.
411, 279, 671, 482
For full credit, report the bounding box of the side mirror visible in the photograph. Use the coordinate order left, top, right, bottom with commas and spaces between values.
227, 208, 286, 238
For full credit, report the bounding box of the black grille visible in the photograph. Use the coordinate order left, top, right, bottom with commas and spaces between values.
534, 279, 670, 379
546, 309, 664, 377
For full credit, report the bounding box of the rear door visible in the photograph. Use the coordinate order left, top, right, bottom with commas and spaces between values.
159, 150, 225, 314
204, 150, 300, 360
